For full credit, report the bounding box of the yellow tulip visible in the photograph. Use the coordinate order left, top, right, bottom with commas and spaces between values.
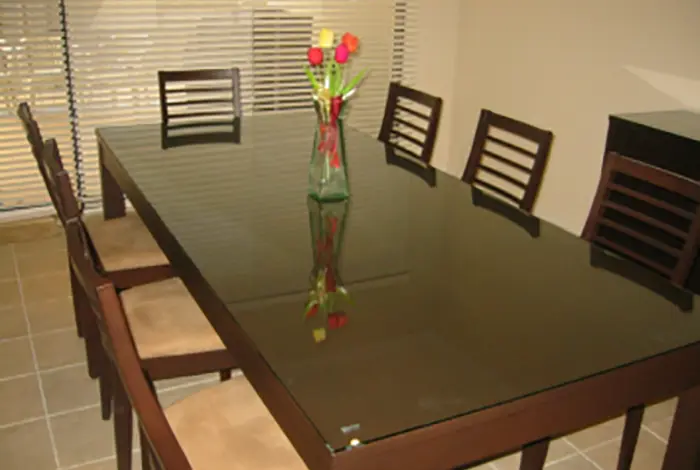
319, 28, 334, 48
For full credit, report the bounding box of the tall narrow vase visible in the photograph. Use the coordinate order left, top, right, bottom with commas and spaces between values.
308, 97, 350, 202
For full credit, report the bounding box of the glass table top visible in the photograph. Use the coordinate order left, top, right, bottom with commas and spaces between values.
99, 113, 700, 452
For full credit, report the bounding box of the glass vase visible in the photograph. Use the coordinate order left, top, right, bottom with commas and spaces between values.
308, 99, 350, 202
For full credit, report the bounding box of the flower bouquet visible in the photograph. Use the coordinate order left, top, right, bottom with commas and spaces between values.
304, 28, 367, 202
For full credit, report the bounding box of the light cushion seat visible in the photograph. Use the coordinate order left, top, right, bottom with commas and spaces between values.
84, 212, 169, 272
165, 377, 308, 470
120, 278, 225, 359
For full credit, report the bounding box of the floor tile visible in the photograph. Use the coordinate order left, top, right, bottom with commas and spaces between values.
0, 420, 56, 470
16, 248, 67, 279
14, 235, 65, 258
0, 337, 35, 378
34, 329, 85, 370
0, 306, 27, 339
585, 429, 666, 470
0, 279, 22, 309
491, 438, 576, 470
0, 245, 15, 280
645, 418, 672, 442
41, 363, 98, 414
642, 399, 677, 426
26, 296, 75, 334
0, 218, 62, 245
75, 451, 142, 470
566, 417, 624, 450
21, 271, 70, 303
51, 407, 114, 468
0, 375, 44, 425
543, 454, 600, 470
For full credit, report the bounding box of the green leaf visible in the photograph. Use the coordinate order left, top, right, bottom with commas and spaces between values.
337, 286, 351, 301
304, 65, 320, 91
341, 69, 367, 96
304, 299, 319, 312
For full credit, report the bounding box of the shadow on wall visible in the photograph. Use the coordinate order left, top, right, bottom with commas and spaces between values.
625, 65, 700, 111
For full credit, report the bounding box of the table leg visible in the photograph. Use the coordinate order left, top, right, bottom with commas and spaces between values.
520, 439, 549, 470
661, 386, 700, 470
99, 140, 126, 219
618, 406, 644, 470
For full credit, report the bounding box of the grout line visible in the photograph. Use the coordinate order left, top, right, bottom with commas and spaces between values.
39, 361, 87, 375
0, 371, 36, 383
0, 334, 30, 344
0, 415, 45, 430
563, 437, 606, 470
49, 403, 100, 419
642, 423, 669, 444
59, 450, 142, 470
58, 454, 115, 470
0, 325, 76, 346
32, 325, 78, 338
12, 245, 62, 469
543, 451, 579, 467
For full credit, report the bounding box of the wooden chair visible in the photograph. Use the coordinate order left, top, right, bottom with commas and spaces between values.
583, 151, 700, 470
462, 109, 554, 213
44, 139, 238, 469
17, 102, 172, 290
65, 221, 306, 470
378, 82, 443, 165
158, 68, 241, 128
582, 151, 700, 286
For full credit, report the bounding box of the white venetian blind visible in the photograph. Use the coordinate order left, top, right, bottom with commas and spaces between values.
63, 0, 417, 204
0, 0, 74, 211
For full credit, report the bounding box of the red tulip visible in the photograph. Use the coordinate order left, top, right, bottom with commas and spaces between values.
307, 47, 323, 66
335, 43, 349, 64
328, 312, 348, 330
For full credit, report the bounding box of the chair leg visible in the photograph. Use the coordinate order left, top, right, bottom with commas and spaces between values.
113, 377, 133, 470
220, 369, 232, 381
83, 313, 101, 380
618, 406, 644, 470
99, 355, 113, 421
69, 264, 85, 339
139, 425, 152, 470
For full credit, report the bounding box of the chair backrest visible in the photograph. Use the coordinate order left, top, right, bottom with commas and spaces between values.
378, 82, 443, 165
17, 102, 44, 160
462, 109, 554, 213
582, 151, 700, 285
65, 221, 191, 470
39, 139, 81, 225
158, 68, 242, 128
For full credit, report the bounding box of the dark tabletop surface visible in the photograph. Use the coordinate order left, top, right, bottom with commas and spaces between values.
99, 114, 700, 453
613, 109, 700, 142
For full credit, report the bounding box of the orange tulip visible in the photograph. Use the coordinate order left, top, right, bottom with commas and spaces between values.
341, 33, 359, 53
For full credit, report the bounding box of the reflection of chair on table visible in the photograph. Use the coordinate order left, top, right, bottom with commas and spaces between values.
158, 68, 242, 149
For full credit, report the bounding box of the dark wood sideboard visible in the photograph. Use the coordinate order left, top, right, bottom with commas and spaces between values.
605, 110, 700, 294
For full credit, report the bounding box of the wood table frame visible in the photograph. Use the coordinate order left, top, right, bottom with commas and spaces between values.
98, 132, 700, 470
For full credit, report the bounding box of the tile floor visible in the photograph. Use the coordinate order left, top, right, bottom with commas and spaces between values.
0, 216, 677, 470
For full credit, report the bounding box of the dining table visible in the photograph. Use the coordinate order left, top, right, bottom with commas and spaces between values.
96, 113, 700, 470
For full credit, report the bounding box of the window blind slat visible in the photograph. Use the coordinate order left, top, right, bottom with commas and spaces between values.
1, 0, 416, 212
0, 1, 74, 212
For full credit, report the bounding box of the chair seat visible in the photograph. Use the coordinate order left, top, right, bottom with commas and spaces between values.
84, 212, 169, 272
165, 377, 307, 470
121, 278, 225, 359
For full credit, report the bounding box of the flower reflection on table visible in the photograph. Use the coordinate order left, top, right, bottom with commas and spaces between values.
304, 197, 351, 343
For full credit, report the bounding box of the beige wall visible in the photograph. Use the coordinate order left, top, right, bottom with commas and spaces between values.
446, 0, 700, 234
415, 0, 461, 174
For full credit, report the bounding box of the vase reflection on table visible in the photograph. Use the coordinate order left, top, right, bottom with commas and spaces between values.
304, 197, 351, 342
